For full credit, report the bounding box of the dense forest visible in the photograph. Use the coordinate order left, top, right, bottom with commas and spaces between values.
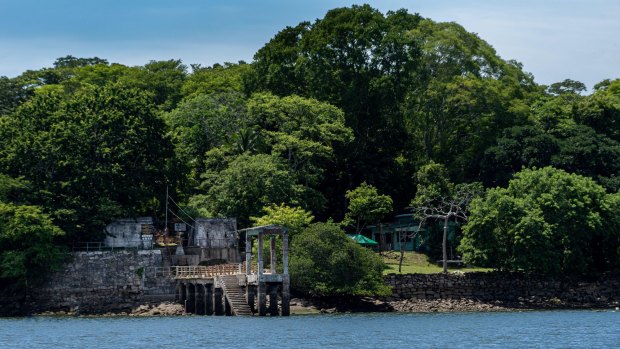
1, 5, 619, 291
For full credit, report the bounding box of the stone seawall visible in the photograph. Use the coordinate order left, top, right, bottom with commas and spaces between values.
0, 250, 177, 316
384, 272, 620, 308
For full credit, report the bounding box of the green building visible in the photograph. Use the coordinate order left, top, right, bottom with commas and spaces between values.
368, 214, 457, 252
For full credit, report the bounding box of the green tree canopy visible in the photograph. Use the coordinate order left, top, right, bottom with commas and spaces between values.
459, 167, 620, 275
251, 204, 314, 237
0, 85, 175, 241
343, 182, 393, 232
182, 62, 251, 98
163, 92, 248, 181
190, 153, 302, 227
0, 202, 65, 286
290, 222, 389, 296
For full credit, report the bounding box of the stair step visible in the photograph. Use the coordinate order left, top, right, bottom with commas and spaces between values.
220, 276, 254, 316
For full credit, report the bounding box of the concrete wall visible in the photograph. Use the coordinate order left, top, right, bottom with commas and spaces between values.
104, 217, 154, 248
385, 272, 620, 306
193, 218, 236, 248
17, 250, 176, 315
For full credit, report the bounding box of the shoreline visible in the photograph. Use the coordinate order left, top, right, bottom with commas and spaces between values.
25, 297, 620, 318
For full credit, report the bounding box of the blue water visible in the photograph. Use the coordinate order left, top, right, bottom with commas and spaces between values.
1, 311, 619, 348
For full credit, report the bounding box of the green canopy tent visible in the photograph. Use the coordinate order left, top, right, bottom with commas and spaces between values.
347, 234, 379, 246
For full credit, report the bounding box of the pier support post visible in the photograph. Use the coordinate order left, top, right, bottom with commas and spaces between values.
225, 297, 232, 316
257, 282, 267, 316
214, 287, 224, 315
246, 285, 256, 313
205, 284, 214, 315
186, 284, 196, 313
268, 284, 279, 316
195, 284, 205, 315
281, 276, 290, 316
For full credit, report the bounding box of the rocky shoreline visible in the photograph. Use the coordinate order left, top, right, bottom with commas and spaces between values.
24, 296, 620, 317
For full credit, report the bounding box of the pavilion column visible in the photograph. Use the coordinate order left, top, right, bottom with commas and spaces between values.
245, 233, 252, 275
282, 231, 289, 276
281, 231, 290, 316
270, 235, 277, 273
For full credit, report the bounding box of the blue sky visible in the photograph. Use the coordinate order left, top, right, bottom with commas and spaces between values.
1, 0, 618, 89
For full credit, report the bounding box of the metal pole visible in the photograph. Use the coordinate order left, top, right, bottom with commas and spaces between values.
165, 185, 169, 235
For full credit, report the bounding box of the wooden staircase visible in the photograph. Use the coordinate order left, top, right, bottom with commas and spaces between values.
221, 275, 253, 316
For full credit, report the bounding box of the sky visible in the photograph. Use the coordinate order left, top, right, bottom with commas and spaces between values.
0, 0, 618, 89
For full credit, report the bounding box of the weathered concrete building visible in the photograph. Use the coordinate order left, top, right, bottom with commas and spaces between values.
192, 218, 236, 248
104, 217, 154, 249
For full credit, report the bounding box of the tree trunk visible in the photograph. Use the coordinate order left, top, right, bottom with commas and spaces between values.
398, 232, 404, 274
442, 216, 448, 273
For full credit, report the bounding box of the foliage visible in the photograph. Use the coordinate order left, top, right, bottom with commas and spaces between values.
0, 85, 175, 241
343, 182, 393, 232
1, 5, 620, 288
459, 167, 620, 275
182, 62, 251, 97
249, 5, 539, 215
290, 222, 390, 296
410, 161, 453, 207
190, 153, 302, 227
251, 204, 314, 237
482, 124, 620, 191
0, 202, 66, 285
163, 92, 248, 180
0, 76, 33, 116
547, 78, 586, 96
0, 174, 26, 203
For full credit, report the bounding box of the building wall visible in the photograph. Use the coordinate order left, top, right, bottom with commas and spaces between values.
193, 218, 237, 248
104, 217, 153, 248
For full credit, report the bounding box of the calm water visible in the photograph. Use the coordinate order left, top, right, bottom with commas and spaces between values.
1, 311, 619, 348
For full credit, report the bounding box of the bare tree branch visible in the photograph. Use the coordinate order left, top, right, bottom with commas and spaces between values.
400, 186, 477, 273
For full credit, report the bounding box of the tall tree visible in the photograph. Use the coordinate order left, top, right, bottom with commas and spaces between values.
343, 182, 393, 233
0, 85, 175, 242
460, 167, 620, 275
190, 153, 302, 227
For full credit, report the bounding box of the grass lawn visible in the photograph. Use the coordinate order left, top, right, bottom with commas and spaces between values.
381, 250, 492, 274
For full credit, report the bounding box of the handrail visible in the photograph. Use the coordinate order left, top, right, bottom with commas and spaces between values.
172, 263, 247, 279
72, 239, 154, 252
